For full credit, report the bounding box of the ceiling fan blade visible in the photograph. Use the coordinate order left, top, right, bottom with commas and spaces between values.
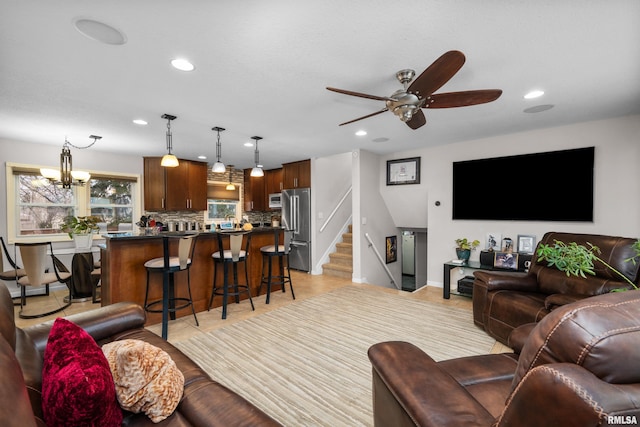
338, 108, 388, 126
406, 110, 426, 129
327, 87, 395, 102
408, 50, 466, 97
426, 90, 503, 108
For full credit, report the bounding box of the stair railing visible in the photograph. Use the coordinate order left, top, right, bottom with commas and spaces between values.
364, 232, 399, 290
320, 186, 352, 233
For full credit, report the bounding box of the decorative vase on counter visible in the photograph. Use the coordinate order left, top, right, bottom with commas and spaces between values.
455, 248, 471, 263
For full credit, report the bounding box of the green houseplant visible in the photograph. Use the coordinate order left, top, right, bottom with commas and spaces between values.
454, 238, 481, 262
537, 239, 640, 290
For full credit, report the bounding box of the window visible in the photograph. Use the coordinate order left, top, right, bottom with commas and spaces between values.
89, 178, 134, 232
207, 199, 239, 223
7, 163, 140, 243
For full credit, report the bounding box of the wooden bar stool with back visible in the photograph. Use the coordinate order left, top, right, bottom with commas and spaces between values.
259, 228, 295, 304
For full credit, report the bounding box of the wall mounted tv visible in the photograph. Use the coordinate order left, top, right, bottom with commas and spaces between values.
452, 147, 594, 221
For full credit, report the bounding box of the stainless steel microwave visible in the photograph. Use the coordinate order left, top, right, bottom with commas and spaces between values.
268, 193, 282, 208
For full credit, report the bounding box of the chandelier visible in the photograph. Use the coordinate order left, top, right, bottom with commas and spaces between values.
40, 135, 101, 188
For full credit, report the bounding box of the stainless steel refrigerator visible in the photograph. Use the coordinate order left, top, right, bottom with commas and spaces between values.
282, 188, 311, 271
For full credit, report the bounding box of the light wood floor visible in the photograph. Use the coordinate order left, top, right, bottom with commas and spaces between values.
12, 272, 511, 353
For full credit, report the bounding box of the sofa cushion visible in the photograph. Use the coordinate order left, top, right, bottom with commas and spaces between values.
42, 318, 122, 427
102, 339, 184, 423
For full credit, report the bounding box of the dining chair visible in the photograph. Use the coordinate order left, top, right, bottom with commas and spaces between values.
15, 241, 72, 319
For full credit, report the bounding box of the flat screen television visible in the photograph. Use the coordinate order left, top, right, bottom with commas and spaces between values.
452, 147, 594, 221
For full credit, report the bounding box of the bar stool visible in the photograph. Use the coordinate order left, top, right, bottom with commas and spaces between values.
209, 231, 253, 319
259, 229, 295, 304
143, 235, 199, 339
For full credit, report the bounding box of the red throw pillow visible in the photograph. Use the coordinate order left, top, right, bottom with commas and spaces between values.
42, 318, 122, 427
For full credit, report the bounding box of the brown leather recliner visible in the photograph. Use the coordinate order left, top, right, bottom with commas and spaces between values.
472, 232, 639, 347
0, 283, 280, 427
368, 289, 640, 427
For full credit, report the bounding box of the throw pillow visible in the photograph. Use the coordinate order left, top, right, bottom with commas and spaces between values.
42, 318, 122, 427
102, 339, 184, 423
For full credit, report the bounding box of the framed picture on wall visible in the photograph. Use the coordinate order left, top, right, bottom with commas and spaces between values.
386, 236, 397, 263
386, 157, 420, 185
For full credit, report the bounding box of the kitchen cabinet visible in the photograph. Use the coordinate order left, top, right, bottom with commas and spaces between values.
265, 168, 283, 211
282, 159, 311, 189
143, 157, 207, 211
243, 169, 266, 212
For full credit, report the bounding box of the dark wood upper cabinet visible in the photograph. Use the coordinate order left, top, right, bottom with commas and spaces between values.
143, 157, 208, 211
243, 169, 266, 212
282, 159, 311, 189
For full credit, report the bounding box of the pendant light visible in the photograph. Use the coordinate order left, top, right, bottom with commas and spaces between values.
211, 126, 226, 173
225, 165, 236, 190
160, 114, 179, 167
250, 136, 264, 177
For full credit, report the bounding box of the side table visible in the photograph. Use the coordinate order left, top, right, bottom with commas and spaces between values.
65, 251, 99, 302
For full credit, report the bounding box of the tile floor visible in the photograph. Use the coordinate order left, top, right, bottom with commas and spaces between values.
12, 272, 511, 353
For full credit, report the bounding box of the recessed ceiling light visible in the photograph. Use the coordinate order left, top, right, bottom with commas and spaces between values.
244, 142, 254, 147
171, 58, 195, 72
523, 104, 554, 113
524, 90, 544, 99
355, 130, 367, 136
73, 18, 127, 45
132, 119, 148, 125
198, 155, 207, 160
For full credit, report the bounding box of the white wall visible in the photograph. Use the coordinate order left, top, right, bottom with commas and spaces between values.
353, 149, 401, 288
380, 115, 640, 287
311, 152, 353, 273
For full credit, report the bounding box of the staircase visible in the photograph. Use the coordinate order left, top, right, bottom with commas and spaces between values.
322, 225, 353, 279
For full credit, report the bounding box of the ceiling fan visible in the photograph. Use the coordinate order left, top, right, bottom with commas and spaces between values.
326, 50, 502, 130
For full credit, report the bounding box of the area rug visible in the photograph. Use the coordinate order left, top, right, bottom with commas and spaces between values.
175, 285, 496, 426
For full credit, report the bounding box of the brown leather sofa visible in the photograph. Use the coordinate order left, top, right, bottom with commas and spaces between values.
368, 289, 640, 427
473, 231, 639, 347
0, 284, 280, 427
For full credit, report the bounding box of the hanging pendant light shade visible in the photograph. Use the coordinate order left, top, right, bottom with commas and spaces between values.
250, 136, 264, 177
211, 126, 226, 173
161, 114, 179, 167
225, 165, 236, 190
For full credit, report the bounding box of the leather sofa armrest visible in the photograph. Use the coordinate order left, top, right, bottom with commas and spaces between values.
23, 302, 146, 354
498, 364, 638, 426
368, 341, 495, 427
473, 271, 537, 292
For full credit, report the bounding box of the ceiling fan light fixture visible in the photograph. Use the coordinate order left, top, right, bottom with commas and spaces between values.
161, 114, 179, 168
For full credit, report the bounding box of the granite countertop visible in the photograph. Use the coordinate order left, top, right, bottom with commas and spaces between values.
103, 227, 281, 240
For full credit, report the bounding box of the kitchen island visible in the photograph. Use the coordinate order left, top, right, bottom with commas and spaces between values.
99, 227, 284, 326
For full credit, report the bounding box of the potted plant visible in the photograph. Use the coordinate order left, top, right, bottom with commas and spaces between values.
537, 240, 640, 290
454, 238, 480, 262
61, 215, 101, 250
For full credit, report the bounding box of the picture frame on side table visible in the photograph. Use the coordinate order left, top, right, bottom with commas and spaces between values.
386, 236, 397, 264
486, 232, 501, 251
494, 252, 519, 270
386, 157, 420, 185
517, 235, 536, 254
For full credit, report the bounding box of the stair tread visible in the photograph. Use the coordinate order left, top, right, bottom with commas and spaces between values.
322, 263, 353, 272
330, 252, 352, 259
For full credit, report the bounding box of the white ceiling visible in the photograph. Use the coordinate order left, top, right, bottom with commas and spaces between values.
1, 1, 639, 170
